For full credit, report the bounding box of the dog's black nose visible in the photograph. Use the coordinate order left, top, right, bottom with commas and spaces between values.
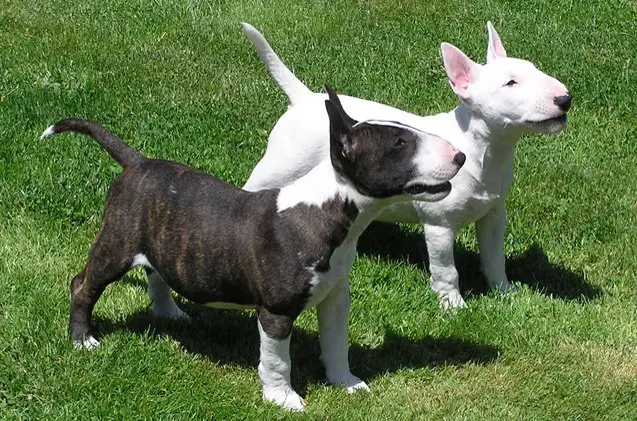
554, 94, 573, 112
453, 152, 466, 167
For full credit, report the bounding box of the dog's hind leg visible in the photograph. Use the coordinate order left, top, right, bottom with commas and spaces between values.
146, 269, 189, 321
69, 267, 100, 349
475, 202, 516, 292
69, 228, 133, 350
317, 281, 369, 393
69, 259, 126, 349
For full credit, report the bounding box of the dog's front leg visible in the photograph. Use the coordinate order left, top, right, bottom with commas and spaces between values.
257, 310, 305, 411
475, 201, 515, 292
424, 224, 466, 309
147, 269, 190, 321
317, 280, 370, 393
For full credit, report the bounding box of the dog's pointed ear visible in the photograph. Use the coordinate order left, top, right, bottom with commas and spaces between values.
325, 84, 357, 160
486, 21, 507, 63
324, 84, 357, 127
440, 43, 480, 101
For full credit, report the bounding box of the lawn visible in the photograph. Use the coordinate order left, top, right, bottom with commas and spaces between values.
1, 0, 636, 419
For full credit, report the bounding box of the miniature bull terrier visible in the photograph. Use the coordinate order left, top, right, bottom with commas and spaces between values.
42, 86, 464, 410
241, 22, 571, 309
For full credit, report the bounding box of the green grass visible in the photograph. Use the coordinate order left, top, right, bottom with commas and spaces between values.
1, 0, 636, 419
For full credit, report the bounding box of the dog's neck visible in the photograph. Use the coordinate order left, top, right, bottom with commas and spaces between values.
438, 104, 523, 188
277, 161, 403, 243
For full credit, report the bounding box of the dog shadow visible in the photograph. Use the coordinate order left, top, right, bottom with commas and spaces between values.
357, 222, 601, 302
95, 304, 499, 395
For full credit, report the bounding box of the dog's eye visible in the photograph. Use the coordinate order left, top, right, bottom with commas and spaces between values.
505, 79, 517, 87
394, 138, 406, 148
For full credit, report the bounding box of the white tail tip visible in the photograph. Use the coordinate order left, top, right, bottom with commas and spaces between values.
40, 125, 55, 140
241, 22, 256, 33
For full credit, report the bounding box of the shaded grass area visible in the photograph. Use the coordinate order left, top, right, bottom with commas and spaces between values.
1, 0, 636, 419
359, 222, 602, 302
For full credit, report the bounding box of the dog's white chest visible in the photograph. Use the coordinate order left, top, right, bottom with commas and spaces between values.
377, 172, 505, 226
304, 244, 356, 308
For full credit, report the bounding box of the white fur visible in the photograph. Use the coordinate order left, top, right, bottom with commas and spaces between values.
277, 161, 340, 212
410, 132, 463, 190
131, 254, 190, 320
148, 271, 190, 320
74, 335, 100, 350
353, 119, 422, 131
242, 22, 570, 309
316, 281, 370, 392
304, 243, 356, 310
241, 23, 312, 106
258, 320, 306, 411
131, 253, 152, 269
40, 125, 55, 140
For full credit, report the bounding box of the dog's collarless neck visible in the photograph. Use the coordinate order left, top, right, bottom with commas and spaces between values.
451, 105, 520, 187
276, 161, 401, 246
276, 161, 367, 211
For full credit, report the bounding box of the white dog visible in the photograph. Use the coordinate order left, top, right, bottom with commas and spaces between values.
242, 22, 571, 309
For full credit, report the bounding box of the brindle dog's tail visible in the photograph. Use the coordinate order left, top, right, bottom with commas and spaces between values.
40, 119, 144, 168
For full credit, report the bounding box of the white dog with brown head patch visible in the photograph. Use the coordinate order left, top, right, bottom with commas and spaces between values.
242, 22, 572, 309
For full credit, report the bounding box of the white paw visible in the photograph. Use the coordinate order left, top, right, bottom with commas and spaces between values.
346, 379, 370, 394
74, 335, 100, 350
263, 386, 306, 411
439, 289, 467, 310
328, 373, 371, 393
152, 303, 191, 321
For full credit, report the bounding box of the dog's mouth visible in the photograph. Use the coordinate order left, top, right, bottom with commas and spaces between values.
527, 113, 567, 126
525, 113, 567, 134
404, 181, 452, 198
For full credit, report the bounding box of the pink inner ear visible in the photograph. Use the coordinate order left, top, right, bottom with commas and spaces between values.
441, 44, 475, 92
492, 39, 506, 58
487, 23, 507, 61
450, 63, 471, 90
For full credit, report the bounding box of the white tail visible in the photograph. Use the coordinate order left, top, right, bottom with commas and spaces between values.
241, 22, 313, 106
